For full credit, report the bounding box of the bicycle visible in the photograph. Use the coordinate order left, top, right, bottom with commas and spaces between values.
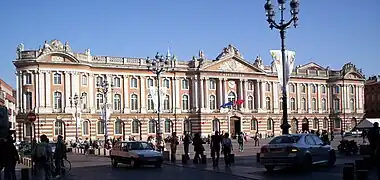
51, 159, 72, 178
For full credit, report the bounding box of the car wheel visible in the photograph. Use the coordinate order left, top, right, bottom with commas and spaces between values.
111, 157, 118, 168
264, 165, 275, 172
328, 150, 336, 167
130, 159, 139, 168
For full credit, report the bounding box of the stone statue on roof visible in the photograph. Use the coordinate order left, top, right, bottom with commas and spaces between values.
16, 43, 24, 59
64, 41, 72, 53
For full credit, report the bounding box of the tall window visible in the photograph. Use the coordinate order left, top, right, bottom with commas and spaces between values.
113, 94, 121, 111
148, 120, 156, 133
247, 96, 253, 110
114, 119, 122, 135
279, 98, 283, 110
209, 95, 216, 110
334, 98, 340, 111
130, 77, 138, 88
53, 92, 62, 110
25, 123, 32, 137
54, 120, 64, 136
227, 92, 236, 103
265, 82, 271, 92
147, 94, 154, 111
209, 80, 216, 90
164, 119, 172, 133
163, 95, 170, 110
321, 85, 326, 94
311, 98, 317, 111
184, 119, 191, 133
313, 118, 319, 129
182, 79, 189, 89
25, 73, 32, 85
81, 75, 87, 86
113, 77, 121, 88
163, 79, 170, 88
289, 84, 295, 93
96, 76, 103, 87
301, 98, 306, 111
25, 92, 33, 110
212, 119, 220, 132
265, 97, 271, 110
182, 95, 189, 110
53, 73, 62, 84
82, 120, 89, 136
96, 93, 104, 110
290, 98, 296, 110
322, 98, 327, 111
350, 85, 354, 94
350, 98, 355, 111
147, 78, 154, 87
81, 92, 88, 110
301, 84, 306, 93
131, 94, 138, 110
267, 119, 273, 130
334, 85, 340, 94
323, 118, 328, 129
251, 119, 258, 131
311, 84, 316, 93
97, 121, 105, 134
334, 118, 341, 128
132, 120, 140, 134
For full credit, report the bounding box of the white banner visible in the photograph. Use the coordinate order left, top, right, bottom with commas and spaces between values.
270, 50, 296, 90
100, 104, 112, 122
72, 111, 82, 128
149, 87, 168, 113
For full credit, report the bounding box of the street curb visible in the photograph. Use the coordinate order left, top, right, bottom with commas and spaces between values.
162, 162, 259, 180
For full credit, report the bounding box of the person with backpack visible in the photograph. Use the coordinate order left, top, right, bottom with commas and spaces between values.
210, 131, 222, 167
237, 132, 244, 152
222, 133, 233, 167
32, 134, 53, 180
54, 135, 67, 178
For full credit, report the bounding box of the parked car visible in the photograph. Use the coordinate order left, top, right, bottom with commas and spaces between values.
110, 141, 163, 168
259, 134, 336, 171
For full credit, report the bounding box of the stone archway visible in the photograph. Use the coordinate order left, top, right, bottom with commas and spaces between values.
302, 118, 309, 132
291, 118, 298, 134
229, 116, 241, 138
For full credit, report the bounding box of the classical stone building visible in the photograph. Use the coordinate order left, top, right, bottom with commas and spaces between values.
364, 76, 380, 118
0, 79, 17, 130
14, 40, 365, 141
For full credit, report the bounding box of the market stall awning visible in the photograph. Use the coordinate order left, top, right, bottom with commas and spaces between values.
354, 118, 380, 129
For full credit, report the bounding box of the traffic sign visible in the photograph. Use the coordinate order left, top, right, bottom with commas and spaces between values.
27, 112, 37, 122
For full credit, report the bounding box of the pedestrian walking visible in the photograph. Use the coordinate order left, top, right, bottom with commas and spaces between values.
210, 131, 222, 167
170, 132, 179, 162
32, 134, 53, 180
183, 132, 191, 160
53, 135, 67, 178
222, 133, 233, 167
0, 138, 5, 180
3, 135, 19, 180
192, 133, 205, 164
254, 132, 260, 147
237, 132, 244, 152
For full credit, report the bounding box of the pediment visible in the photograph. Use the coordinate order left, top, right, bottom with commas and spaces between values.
297, 62, 325, 71
345, 71, 365, 80
200, 56, 263, 73
37, 53, 79, 63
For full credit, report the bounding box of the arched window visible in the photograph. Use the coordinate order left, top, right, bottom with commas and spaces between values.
54, 120, 64, 136
82, 120, 89, 136
301, 98, 307, 111
289, 84, 295, 93
212, 119, 220, 132
182, 95, 189, 110
334, 98, 340, 111
321, 85, 326, 94
96, 76, 103, 87
334, 118, 341, 128
247, 96, 253, 110
267, 118, 273, 130
227, 92, 236, 103
130, 77, 138, 88
266, 82, 271, 92
25, 92, 33, 110
279, 98, 283, 110
25, 123, 32, 137
113, 94, 121, 111
147, 78, 154, 87
313, 118, 319, 129
53, 92, 62, 110
290, 98, 296, 110
132, 120, 140, 134
163, 95, 170, 110
147, 94, 154, 111
53, 73, 62, 84
184, 119, 191, 133
265, 97, 271, 110
251, 119, 258, 131
322, 98, 327, 111
114, 119, 123, 135
81, 92, 88, 110
301, 84, 306, 93
349, 85, 354, 94
163, 79, 170, 88
148, 119, 157, 134
311, 84, 316, 93
131, 94, 138, 110
311, 98, 317, 111
291, 118, 298, 133
350, 98, 355, 111
182, 79, 189, 89
323, 118, 328, 129
113, 77, 121, 87
164, 119, 172, 133
334, 85, 340, 94
209, 95, 216, 110
97, 121, 105, 134
81, 75, 88, 86
96, 93, 104, 110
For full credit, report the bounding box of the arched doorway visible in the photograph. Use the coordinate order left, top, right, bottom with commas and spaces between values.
229, 116, 241, 138
302, 118, 309, 132
212, 118, 220, 132
184, 119, 192, 134
114, 119, 125, 140
291, 118, 298, 134
131, 119, 142, 140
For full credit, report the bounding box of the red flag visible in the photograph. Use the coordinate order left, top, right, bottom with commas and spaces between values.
234, 99, 244, 105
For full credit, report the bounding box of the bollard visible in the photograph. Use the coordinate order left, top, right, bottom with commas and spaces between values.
21, 168, 30, 180
343, 163, 355, 180
356, 170, 368, 180
256, 153, 260, 163
98, 148, 100, 155
355, 159, 367, 170
182, 154, 187, 164
162, 151, 170, 161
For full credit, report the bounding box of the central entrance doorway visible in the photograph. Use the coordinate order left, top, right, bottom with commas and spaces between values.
229, 116, 241, 139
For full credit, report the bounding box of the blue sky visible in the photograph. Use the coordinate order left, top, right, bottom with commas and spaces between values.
0, 0, 379, 88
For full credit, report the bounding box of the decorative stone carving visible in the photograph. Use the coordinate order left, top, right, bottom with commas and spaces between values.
216, 44, 242, 60
39, 40, 73, 56
52, 56, 64, 62
16, 43, 24, 59
218, 60, 247, 72
85, 48, 91, 56
64, 41, 72, 53
199, 50, 205, 59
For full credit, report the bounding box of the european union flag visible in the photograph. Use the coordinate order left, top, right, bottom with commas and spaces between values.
220, 101, 234, 108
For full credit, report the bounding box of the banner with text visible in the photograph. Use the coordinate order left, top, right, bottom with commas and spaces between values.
270, 50, 296, 90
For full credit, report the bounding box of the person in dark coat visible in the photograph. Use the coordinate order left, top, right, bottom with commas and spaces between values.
192, 133, 205, 164
183, 132, 191, 159
4, 135, 19, 180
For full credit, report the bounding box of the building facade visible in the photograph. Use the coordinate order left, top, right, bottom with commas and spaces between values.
14, 40, 365, 141
364, 76, 380, 118
0, 79, 17, 130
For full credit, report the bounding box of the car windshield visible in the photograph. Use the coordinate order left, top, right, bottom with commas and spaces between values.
269, 135, 301, 144
127, 142, 154, 150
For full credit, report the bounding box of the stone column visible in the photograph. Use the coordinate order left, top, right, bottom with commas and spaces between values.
273, 82, 278, 112
256, 80, 260, 110
307, 84, 312, 113
192, 77, 198, 111
200, 78, 204, 111
239, 80, 244, 110
205, 78, 209, 110
326, 85, 330, 112
318, 84, 322, 113
106, 75, 113, 111
140, 76, 146, 113
345, 85, 350, 112
72, 72, 80, 98
261, 81, 266, 110
223, 78, 228, 104
243, 80, 248, 111
123, 75, 129, 113
89, 74, 95, 113
175, 78, 180, 111
34, 71, 39, 109
16, 71, 20, 111
218, 78, 223, 107
297, 84, 301, 113
64, 72, 71, 112
45, 71, 52, 112
355, 85, 359, 111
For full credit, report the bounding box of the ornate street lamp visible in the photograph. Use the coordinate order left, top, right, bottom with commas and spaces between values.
96, 75, 113, 143
146, 52, 170, 151
264, 0, 300, 135
69, 93, 83, 143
